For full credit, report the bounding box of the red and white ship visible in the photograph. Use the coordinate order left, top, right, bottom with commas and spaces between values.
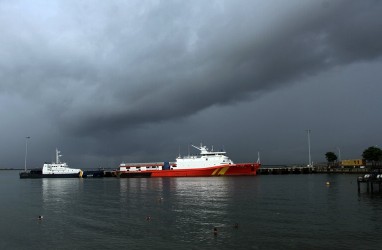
117, 144, 260, 177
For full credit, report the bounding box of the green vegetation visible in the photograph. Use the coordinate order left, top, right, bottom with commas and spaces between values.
325, 151, 338, 167
325, 152, 338, 163
362, 146, 382, 166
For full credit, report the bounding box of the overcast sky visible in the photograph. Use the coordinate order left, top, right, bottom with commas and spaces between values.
1, 0, 382, 169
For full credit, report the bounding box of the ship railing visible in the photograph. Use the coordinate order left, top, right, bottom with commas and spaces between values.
120, 162, 175, 167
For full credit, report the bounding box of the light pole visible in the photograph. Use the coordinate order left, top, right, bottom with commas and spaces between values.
337, 147, 341, 162
306, 130, 312, 167
24, 136, 30, 171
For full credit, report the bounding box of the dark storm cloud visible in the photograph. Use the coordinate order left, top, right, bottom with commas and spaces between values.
1, 0, 382, 137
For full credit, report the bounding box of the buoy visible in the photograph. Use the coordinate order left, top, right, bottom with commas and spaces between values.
326, 181, 330, 185
38, 215, 43, 220
146, 216, 151, 221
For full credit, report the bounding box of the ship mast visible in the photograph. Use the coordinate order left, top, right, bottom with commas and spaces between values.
56, 148, 62, 164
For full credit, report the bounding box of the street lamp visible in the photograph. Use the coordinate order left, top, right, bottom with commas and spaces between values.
24, 136, 30, 172
306, 130, 312, 167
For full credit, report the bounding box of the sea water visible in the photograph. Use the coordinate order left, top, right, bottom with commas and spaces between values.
0, 171, 381, 250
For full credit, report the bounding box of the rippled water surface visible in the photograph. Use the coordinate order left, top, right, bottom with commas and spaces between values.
1, 171, 381, 249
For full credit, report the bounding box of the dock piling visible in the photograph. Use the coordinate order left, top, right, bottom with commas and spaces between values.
357, 175, 382, 193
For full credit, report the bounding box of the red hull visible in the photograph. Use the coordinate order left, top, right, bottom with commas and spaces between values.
118, 163, 260, 177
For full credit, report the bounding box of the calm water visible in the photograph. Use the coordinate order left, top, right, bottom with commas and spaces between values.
0, 171, 381, 250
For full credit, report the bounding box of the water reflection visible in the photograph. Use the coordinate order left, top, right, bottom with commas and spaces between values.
119, 177, 232, 207
42, 178, 84, 213
118, 177, 234, 229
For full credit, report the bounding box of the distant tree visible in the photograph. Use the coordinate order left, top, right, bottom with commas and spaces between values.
362, 146, 382, 166
325, 152, 338, 167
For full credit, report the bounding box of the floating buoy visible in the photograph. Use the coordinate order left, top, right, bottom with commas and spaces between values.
38, 215, 43, 220
326, 181, 330, 185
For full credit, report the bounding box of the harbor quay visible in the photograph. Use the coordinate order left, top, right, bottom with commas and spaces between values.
43, 165, 373, 177
256, 165, 370, 175
14, 165, 373, 177
256, 165, 314, 175
13, 164, 382, 193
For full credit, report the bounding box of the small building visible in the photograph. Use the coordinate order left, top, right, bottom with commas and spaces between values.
341, 159, 365, 168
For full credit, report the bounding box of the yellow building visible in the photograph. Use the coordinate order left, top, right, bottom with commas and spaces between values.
341, 159, 365, 167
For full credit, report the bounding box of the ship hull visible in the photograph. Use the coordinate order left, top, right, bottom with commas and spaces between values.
19, 169, 82, 179
19, 173, 82, 179
119, 172, 152, 178
117, 163, 259, 178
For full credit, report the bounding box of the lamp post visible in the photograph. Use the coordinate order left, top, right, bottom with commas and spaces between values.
306, 130, 312, 167
337, 147, 341, 162
24, 136, 30, 171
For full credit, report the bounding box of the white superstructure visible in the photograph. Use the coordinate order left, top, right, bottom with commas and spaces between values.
42, 149, 82, 175
175, 144, 234, 169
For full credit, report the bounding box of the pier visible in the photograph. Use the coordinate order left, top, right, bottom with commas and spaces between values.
257, 166, 314, 175
257, 165, 371, 175
315, 166, 369, 174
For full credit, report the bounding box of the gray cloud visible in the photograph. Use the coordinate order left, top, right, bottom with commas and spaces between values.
1, 0, 382, 167
60, 0, 382, 134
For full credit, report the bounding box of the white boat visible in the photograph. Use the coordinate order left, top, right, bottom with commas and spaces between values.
20, 149, 83, 178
